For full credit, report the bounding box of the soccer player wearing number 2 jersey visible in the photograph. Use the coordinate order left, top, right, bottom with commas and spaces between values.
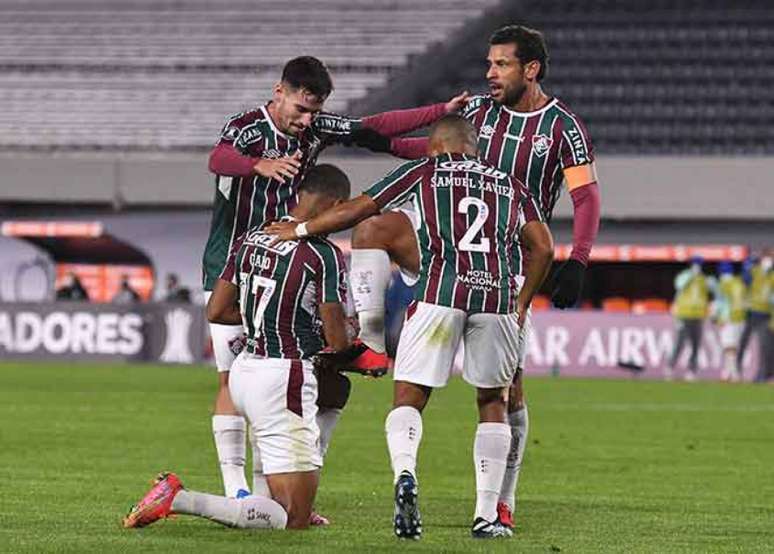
349, 25, 601, 529
203, 56, 470, 507
265, 116, 555, 539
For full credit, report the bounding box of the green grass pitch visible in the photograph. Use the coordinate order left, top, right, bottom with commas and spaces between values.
1, 362, 773, 553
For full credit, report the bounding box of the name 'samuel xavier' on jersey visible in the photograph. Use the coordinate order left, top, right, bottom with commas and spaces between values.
202, 105, 359, 291
220, 218, 347, 360
461, 94, 594, 222
365, 153, 543, 315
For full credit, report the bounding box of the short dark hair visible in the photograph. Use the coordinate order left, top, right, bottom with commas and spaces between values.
429, 114, 478, 148
490, 25, 549, 81
281, 56, 333, 99
299, 164, 350, 201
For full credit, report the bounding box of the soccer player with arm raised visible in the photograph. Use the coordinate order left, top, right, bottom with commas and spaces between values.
266, 115, 553, 539
202, 55, 470, 504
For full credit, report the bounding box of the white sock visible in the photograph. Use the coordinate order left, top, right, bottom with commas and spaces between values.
212, 415, 249, 497
171, 489, 287, 529
474, 422, 511, 522
251, 439, 271, 498
498, 406, 529, 511
350, 249, 392, 353
317, 407, 342, 458
385, 406, 423, 483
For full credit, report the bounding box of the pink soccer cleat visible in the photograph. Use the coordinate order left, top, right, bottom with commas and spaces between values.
123, 472, 183, 528
496, 501, 514, 530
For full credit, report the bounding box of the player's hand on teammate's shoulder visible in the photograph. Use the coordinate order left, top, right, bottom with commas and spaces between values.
264, 219, 299, 243
444, 90, 471, 113
253, 151, 302, 183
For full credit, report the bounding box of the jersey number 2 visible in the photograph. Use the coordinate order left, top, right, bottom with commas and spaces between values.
458, 197, 490, 253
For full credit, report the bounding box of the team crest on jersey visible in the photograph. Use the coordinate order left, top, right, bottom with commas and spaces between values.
532, 134, 553, 157
479, 125, 495, 138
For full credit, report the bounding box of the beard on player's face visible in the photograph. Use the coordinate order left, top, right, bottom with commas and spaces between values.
273, 85, 324, 136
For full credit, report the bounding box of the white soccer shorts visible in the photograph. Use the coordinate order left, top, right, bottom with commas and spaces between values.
204, 290, 246, 373
719, 322, 743, 349
393, 301, 521, 389
229, 353, 322, 474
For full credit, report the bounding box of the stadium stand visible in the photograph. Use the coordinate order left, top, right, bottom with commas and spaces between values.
0, 0, 500, 150
353, 0, 774, 154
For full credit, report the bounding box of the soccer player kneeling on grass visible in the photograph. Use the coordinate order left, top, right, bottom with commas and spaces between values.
265, 116, 555, 538
123, 165, 388, 530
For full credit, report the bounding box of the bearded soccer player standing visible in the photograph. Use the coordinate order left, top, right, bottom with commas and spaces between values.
347, 25, 601, 529
265, 116, 554, 539
203, 55, 470, 502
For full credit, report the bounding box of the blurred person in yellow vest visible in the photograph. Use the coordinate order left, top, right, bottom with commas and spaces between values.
667, 256, 716, 381
763, 290, 774, 382
710, 261, 746, 382
737, 252, 773, 381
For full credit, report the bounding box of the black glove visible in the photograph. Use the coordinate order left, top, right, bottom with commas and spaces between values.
340, 128, 392, 153
551, 259, 585, 308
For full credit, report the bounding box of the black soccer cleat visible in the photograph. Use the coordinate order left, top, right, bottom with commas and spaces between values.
471, 517, 513, 539
393, 471, 422, 540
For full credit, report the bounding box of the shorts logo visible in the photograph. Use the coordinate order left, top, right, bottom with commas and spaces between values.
479, 125, 495, 138
228, 333, 247, 356
532, 134, 553, 157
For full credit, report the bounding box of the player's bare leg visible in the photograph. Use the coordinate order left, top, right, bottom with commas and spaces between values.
350, 212, 418, 353
498, 370, 528, 529
385, 380, 431, 539
472, 386, 513, 538
267, 470, 320, 529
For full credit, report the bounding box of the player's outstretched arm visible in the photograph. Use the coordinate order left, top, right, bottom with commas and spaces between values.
360, 91, 470, 137
551, 163, 601, 308
206, 278, 242, 325
517, 221, 555, 326
264, 195, 380, 241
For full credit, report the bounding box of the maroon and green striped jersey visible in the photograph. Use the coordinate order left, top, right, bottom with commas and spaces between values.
461, 94, 594, 222
364, 153, 543, 314
220, 218, 347, 360
203, 105, 360, 290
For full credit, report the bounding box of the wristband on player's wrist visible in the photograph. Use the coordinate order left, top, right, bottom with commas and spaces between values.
295, 222, 309, 238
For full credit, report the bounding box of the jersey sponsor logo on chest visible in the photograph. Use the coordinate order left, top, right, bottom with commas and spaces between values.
531, 134, 554, 157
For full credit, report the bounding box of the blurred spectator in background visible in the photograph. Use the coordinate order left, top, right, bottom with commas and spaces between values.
163, 273, 191, 303
737, 252, 773, 381
113, 274, 140, 304
55, 271, 89, 301
711, 261, 746, 382
667, 256, 715, 381
763, 291, 774, 382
